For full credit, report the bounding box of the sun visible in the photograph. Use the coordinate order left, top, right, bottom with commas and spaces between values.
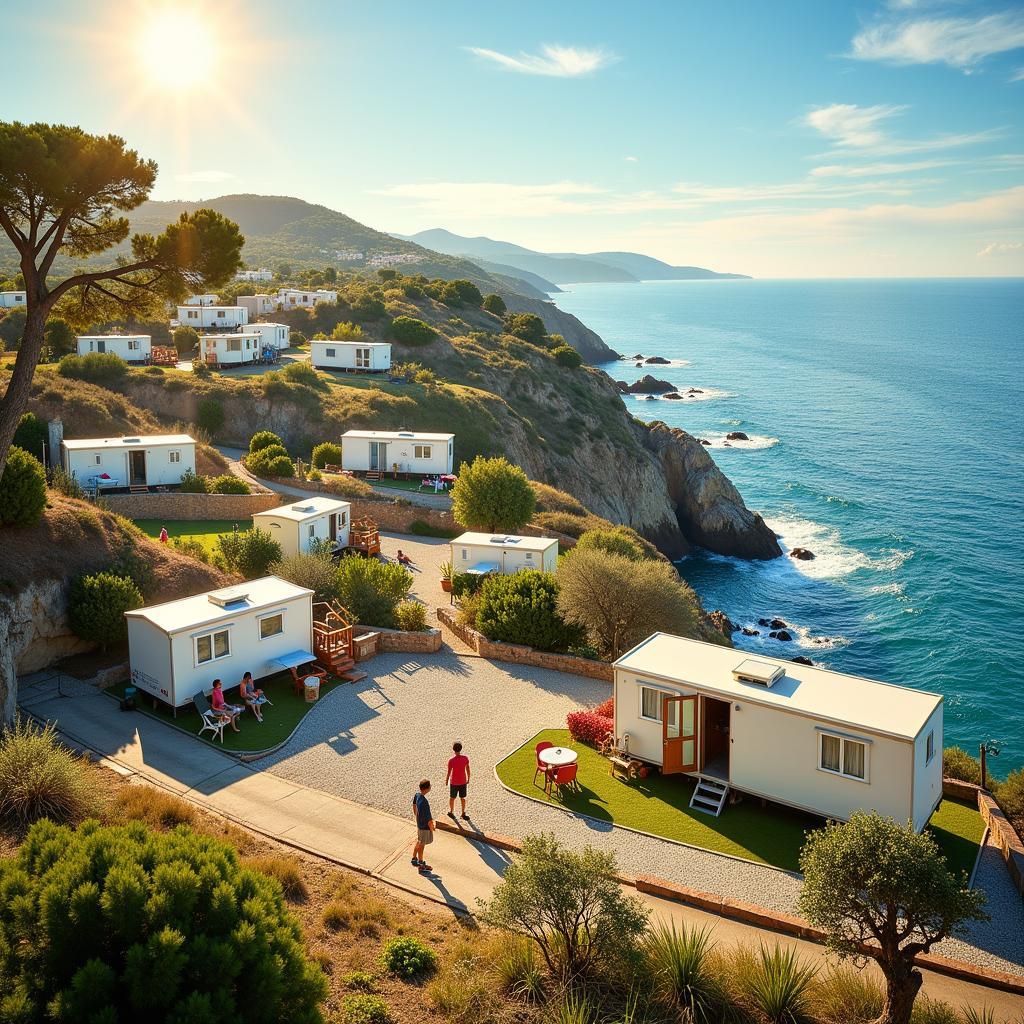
137, 8, 214, 90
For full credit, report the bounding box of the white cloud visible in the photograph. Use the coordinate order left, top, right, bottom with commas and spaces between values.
1011, 67, 1024, 81
624, 155, 639, 162
176, 170, 235, 183
371, 180, 610, 217
977, 240, 1023, 255
804, 103, 905, 147
811, 158, 953, 177
464, 44, 617, 77
850, 12, 1024, 70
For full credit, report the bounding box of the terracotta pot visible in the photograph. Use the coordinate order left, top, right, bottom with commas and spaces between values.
441, 578, 452, 593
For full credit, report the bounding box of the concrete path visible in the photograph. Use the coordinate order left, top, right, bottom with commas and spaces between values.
18, 676, 1024, 1019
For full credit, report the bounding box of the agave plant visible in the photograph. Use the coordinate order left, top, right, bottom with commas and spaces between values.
493, 934, 545, 1002
959, 1007, 997, 1024
548, 990, 596, 1024
744, 943, 818, 1024
643, 922, 723, 1023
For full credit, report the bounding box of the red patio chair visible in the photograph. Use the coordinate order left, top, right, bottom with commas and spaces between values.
547, 762, 578, 799
533, 741, 554, 788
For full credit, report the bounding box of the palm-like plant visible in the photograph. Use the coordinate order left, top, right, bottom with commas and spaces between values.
744, 943, 818, 1023
643, 922, 723, 1023
960, 1008, 996, 1024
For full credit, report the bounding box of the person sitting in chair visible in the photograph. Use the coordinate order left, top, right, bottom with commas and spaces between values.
239, 671, 269, 722
210, 679, 242, 732
396, 549, 413, 566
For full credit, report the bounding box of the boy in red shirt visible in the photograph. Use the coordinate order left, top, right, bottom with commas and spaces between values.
445, 741, 471, 821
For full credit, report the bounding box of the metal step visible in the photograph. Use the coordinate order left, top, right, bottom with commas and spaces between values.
689, 778, 729, 817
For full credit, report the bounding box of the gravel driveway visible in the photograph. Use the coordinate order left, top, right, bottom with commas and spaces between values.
258, 647, 1022, 973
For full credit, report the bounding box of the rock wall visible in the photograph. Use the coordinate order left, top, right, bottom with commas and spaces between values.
99, 491, 282, 520
352, 625, 443, 655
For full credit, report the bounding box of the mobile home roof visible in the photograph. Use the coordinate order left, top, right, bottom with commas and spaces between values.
310, 339, 390, 348
254, 497, 351, 522
614, 633, 941, 741
125, 576, 313, 634
62, 434, 195, 450
342, 430, 454, 442
453, 532, 557, 553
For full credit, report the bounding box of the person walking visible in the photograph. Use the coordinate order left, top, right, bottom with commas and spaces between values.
446, 741, 471, 821
158, 525, 169, 544
411, 779, 434, 875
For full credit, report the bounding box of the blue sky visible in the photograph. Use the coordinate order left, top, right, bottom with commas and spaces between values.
3, 0, 1022, 276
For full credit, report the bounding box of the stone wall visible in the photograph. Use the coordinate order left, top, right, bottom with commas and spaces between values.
353, 624, 442, 655
436, 607, 612, 682
99, 491, 282, 520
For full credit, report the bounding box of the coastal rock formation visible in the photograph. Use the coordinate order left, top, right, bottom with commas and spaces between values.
645, 356, 670, 364
641, 422, 783, 560
726, 431, 749, 441
664, 392, 683, 400
709, 611, 737, 635
741, 627, 760, 636
791, 656, 814, 666
697, 438, 711, 446
626, 375, 675, 394
502, 294, 620, 363
769, 629, 793, 641
789, 547, 815, 560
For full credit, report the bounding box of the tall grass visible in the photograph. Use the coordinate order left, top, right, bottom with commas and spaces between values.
808, 965, 882, 1024
106, 784, 196, 828
244, 855, 308, 902
546, 990, 597, 1024
0, 719, 94, 824
426, 941, 492, 1023
643, 922, 725, 1023
491, 933, 546, 1002
740, 944, 817, 1023
957, 1008, 996, 1024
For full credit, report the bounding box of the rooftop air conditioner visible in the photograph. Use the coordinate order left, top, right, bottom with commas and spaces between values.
732, 659, 785, 688
208, 589, 249, 608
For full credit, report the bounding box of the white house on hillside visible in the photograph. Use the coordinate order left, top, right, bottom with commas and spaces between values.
451, 533, 558, 575
276, 288, 337, 308
177, 305, 249, 329
341, 429, 454, 475
62, 433, 196, 489
76, 334, 152, 363
0, 290, 26, 308
310, 340, 391, 373
126, 576, 315, 709
253, 497, 351, 557
199, 331, 264, 367
245, 321, 290, 350
236, 268, 273, 282
183, 294, 219, 306
237, 294, 278, 319
613, 634, 944, 828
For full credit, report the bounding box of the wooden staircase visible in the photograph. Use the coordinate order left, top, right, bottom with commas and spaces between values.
689, 777, 729, 817
129, 484, 149, 494
365, 470, 383, 482
312, 600, 367, 683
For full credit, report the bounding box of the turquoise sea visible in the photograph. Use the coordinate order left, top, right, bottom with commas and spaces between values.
554, 279, 1024, 771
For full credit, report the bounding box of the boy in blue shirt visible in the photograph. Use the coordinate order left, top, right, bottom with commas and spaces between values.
411, 779, 434, 874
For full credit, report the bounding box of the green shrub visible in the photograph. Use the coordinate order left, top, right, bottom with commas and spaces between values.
379, 935, 437, 979
330, 321, 363, 341
551, 344, 583, 368
0, 818, 327, 1022
997, 768, 1024, 832
172, 325, 199, 355
0, 446, 47, 525
272, 552, 340, 602
280, 361, 321, 387
336, 557, 412, 627
395, 601, 428, 632
340, 993, 393, 1024
738, 943, 818, 1023
482, 293, 507, 316
451, 572, 485, 599
217, 528, 283, 579
57, 351, 128, 383
247, 444, 295, 478
12, 411, 48, 456
68, 571, 143, 650
575, 526, 649, 562
209, 474, 250, 494
644, 922, 724, 1020
249, 430, 285, 454
476, 571, 583, 652
491, 934, 544, 1001
342, 971, 377, 993
171, 536, 209, 563
191, 360, 211, 378
0, 719, 94, 825
196, 397, 225, 435
243, 855, 308, 903
178, 468, 209, 493
942, 747, 982, 786
504, 312, 547, 346
389, 316, 436, 346
451, 456, 536, 533
322, 475, 375, 500
49, 464, 85, 500
311, 441, 342, 469
409, 519, 461, 539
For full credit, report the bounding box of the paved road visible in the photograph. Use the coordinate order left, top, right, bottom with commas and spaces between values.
18, 674, 1024, 1019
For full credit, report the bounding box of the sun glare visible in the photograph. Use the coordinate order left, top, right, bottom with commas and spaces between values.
138, 9, 214, 90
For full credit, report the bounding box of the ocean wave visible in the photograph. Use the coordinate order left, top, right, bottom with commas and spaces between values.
628, 386, 734, 403
733, 620, 851, 653
619, 355, 691, 367
722, 418, 743, 427
699, 432, 780, 450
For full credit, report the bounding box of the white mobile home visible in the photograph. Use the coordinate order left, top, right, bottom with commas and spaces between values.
238, 294, 278, 319
276, 288, 337, 308
177, 305, 249, 329
126, 577, 315, 709
236, 268, 273, 282
245, 321, 291, 350
341, 429, 454, 475
76, 334, 152, 363
613, 634, 943, 830
310, 340, 391, 373
62, 433, 196, 489
183, 293, 219, 306
199, 331, 263, 367
452, 532, 558, 575
253, 497, 351, 556
0, 290, 26, 308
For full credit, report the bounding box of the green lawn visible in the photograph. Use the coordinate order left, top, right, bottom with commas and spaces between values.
497, 729, 985, 874
371, 476, 452, 494
134, 519, 250, 553
111, 672, 345, 754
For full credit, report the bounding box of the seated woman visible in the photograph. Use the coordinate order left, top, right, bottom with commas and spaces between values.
210, 679, 242, 733
239, 671, 269, 723
396, 549, 413, 566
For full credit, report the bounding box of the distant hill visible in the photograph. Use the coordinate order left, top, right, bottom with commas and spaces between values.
395, 228, 749, 286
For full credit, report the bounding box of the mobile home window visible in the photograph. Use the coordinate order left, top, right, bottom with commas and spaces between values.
925, 730, 935, 765
195, 628, 230, 665
216, 309, 226, 318
308, 524, 316, 538
258, 613, 284, 640
340, 510, 348, 526
169, 450, 181, 464
414, 444, 432, 459
356, 347, 370, 368
187, 309, 198, 319
640, 686, 662, 722
227, 338, 241, 352
93, 454, 102, 465
325, 347, 336, 357
819, 732, 868, 781
128, 339, 140, 350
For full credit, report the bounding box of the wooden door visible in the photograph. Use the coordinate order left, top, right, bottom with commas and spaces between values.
129, 450, 146, 485
329, 514, 338, 542
663, 695, 698, 775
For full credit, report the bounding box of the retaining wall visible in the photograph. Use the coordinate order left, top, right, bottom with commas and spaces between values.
353, 624, 442, 655
100, 491, 281, 520
436, 607, 612, 682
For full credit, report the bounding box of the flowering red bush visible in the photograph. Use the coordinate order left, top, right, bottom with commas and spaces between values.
593, 697, 614, 719
566, 710, 614, 746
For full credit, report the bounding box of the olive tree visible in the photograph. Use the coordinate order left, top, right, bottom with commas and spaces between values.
451, 455, 536, 533
798, 812, 987, 1024
0, 122, 244, 478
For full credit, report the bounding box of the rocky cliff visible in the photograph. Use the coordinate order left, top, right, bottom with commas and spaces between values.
499, 294, 620, 363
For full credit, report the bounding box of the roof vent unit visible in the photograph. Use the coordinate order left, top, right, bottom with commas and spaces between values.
489, 536, 506, 544
122, 437, 141, 444
208, 589, 249, 608
398, 431, 414, 438
291, 504, 316, 514
732, 659, 785, 688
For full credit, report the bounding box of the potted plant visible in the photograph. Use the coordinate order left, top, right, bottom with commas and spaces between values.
440, 561, 453, 593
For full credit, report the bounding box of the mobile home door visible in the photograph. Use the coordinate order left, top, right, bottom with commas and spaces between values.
369, 441, 387, 471
662, 695, 698, 774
